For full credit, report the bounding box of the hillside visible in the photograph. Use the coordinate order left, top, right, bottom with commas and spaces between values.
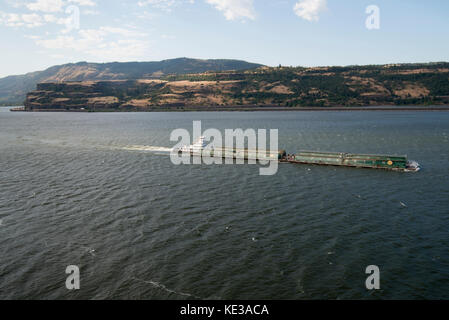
0, 58, 263, 105
23, 62, 449, 111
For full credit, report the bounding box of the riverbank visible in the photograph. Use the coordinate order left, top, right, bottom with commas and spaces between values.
9, 105, 449, 112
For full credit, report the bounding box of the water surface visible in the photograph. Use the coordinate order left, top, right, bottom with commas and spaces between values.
1, 107, 448, 299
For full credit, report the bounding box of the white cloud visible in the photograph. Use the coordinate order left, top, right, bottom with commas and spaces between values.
0, 12, 21, 27
88, 39, 149, 61
4, 0, 25, 9
34, 27, 150, 61
0, 11, 44, 28
26, 0, 65, 13
99, 26, 148, 37
82, 9, 100, 15
43, 14, 57, 22
43, 13, 71, 24
49, 53, 66, 58
135, 10, 157, 20
137, 0, 194, 12
0, 0, 98, 31
25, 0, 96, 13
205, 0, 255, 21
24, 34, 42, 40
138, 0, 174, 6
68, 0, 96, 6
293, 0, 327, 22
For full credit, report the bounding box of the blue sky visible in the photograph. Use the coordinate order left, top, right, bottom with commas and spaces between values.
0, 0, 448, 77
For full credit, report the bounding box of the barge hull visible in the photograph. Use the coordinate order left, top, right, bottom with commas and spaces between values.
290, 151, 409, 171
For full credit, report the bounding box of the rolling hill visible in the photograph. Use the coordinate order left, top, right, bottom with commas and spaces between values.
0, 58, 263, 105
23, 62, 449, 111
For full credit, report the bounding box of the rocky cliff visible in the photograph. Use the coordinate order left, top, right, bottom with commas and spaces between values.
0, 58, 263, 105
24, 63, 449, 111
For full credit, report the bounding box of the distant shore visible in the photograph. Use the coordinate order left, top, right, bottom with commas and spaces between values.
8, 105, 449, 112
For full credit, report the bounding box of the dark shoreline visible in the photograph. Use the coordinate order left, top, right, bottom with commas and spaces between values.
8, 105, 449, 112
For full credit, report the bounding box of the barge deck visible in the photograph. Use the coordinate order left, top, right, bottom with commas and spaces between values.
176, 137, 420, 172
282, 150, 419, 172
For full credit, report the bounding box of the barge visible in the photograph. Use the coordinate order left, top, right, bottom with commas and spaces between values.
176, 137, 420, 172
283, 151, 420, 172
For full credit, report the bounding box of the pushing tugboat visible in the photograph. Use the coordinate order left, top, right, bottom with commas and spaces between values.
176, 137, 420, 172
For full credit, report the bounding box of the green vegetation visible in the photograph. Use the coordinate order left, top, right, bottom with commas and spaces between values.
23, 62, 449, 111
0, 58, 262, 105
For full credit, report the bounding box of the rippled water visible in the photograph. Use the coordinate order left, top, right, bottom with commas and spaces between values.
1, 107, 448, 299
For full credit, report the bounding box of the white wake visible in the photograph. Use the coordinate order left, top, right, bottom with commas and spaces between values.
121, 145, 173, 153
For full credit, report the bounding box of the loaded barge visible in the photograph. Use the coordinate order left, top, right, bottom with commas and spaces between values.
281, 151, 420, 172
176, 137, 420, 172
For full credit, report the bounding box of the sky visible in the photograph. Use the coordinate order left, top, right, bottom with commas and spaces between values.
0, 0, 448, 77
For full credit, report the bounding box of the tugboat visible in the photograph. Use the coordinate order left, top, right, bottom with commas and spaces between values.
176, 136, 283, 160
178, 136, 208, 155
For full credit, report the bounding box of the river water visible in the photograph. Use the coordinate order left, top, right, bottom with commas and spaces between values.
1, 107, 448, 299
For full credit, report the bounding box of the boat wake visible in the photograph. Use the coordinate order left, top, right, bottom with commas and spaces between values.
405, 160, 421, 172
121, 145, 173, 153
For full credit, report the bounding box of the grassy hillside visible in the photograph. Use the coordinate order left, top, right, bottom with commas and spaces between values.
0, 58, 263, 105
161, 63, 449, 107
25, 63, 449, 110
24, 62, 449, 111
